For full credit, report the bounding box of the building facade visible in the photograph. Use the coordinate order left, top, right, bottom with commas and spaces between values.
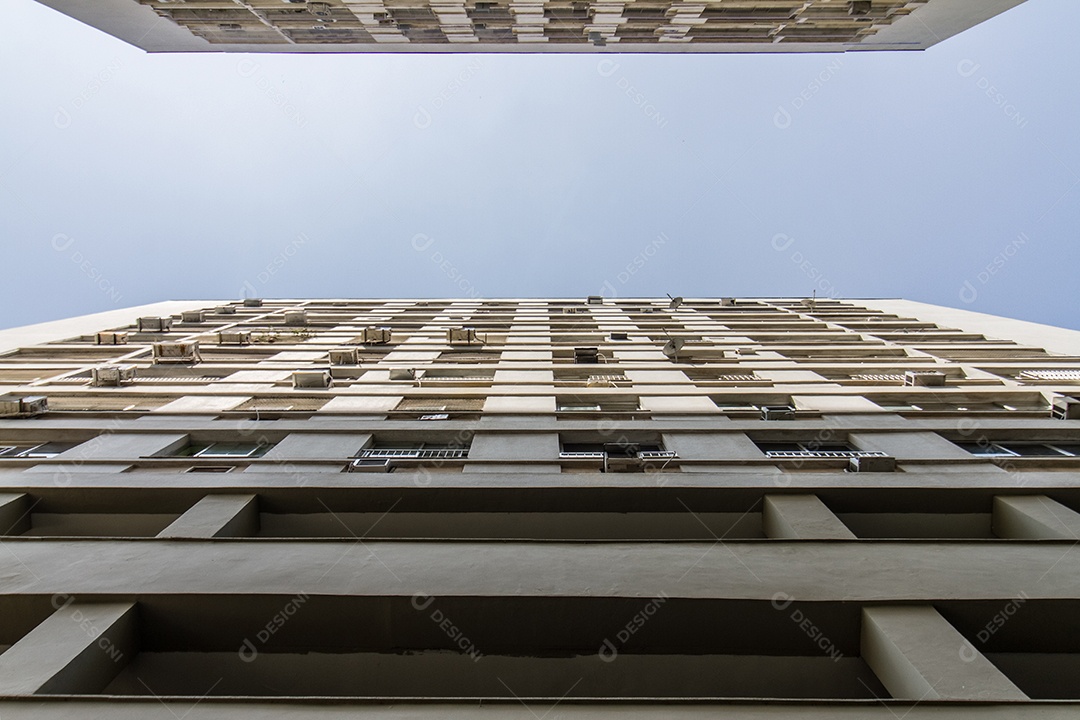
0, 296, 1079, 717
34, 0, 1026, 52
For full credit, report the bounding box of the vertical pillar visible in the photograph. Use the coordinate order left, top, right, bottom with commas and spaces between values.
763, 494, 855, 540
861, 606, 1027, 700
0, 492, 31, 535
0, 602, 137, 694
993, 495, 1080, 539
158, 494, 260, 538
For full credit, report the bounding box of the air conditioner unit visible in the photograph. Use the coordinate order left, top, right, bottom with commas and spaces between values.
363, 327, 392, 345
1052, 397, 1080, 420
284, 310, 308, 326
215, 305, 237, 315
218, 330, 252, 346
848, 455, 897, 473
308, 1, 333, 15
574, 347, 599, 364
91, 364, 136, 387
95, 331, 127, 345
180, 311, 204, 324
721, 297, 736, 306
152, 341, 201, 364
293, 370, 332, 388
609, 332, 629, 341
586, 296, 603, 305
329, 348, 359, 365
0, 395, 48, 418
389, 368, 416, 381
604, 442, 640, 457
137, 316, 173, 333
447, 327, 482, 345
243, 298, 263, 307
348, 458, 392, 473
904, 370, 947, 387
761, 405, 796, 421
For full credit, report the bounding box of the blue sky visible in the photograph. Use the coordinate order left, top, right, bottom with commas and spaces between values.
1, 0, 1077, 330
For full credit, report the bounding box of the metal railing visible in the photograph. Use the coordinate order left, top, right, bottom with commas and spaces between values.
358, 448, 469, 459
765, 450, 889, 459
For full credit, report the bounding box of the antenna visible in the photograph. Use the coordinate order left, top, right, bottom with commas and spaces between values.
662, 338, 685, 362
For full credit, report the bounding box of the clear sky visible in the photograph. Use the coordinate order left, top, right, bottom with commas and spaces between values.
1, 0, 1076, 331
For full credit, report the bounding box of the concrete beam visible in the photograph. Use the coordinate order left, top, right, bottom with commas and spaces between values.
0, 601, 137, 695
4, 540, 1080, 601
0, 492, 31, 535
158, 494, 259, 538
861, 606, 1027, 701
763, 495, 855, 540
0, 701, 1078, 719
993, 496, 1080, 540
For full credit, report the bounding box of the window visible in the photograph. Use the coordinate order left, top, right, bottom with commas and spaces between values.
0, 442, 77, 458
756, 442, 855, 455
556, 396, 640, 413
559, 440, 677, 472
179, 442, 272, 459
957, 442, 1080, 458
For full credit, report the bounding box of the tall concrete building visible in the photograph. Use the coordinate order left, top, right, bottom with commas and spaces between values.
1, 296, 1079, 718
34, 0, 1025, 52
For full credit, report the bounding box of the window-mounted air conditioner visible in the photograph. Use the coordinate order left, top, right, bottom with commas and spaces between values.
848, 454, 897, 473
348, 458, 393, 473
1052, 397, 1080, 420
218, 330, 252, 346
574, 347, 599, 364
180, 311, 205, 323
216, 305, 237, 315
761, 405, 796, 421
292, 370, 332, 388
329, 348, 359, 365
152, 341, 201, 364
91, 364, 136, 387
609, 332, 629, 341
447, 327, 482, 345
243, 298, 263, 308
363, 327, 392, 345
137, 316, 173, 333
721, 297, 736, 306
586, 296, 603, 305
95, 331, 127, 345
389, 368, 416, 381
0, 395, 48, 418
904, 370, 946, 387
284, 310, 308, 326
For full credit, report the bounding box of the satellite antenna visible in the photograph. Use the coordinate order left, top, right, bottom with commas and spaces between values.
667, 294, 683, 309
662, 338, 685, 362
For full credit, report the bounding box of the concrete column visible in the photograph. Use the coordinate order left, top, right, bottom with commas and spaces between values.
0, 492, 31, 535
158, 494, 259, 538
0, 601, 137, 694
993, 495, 1080, 539
763, 495, 856, 540
861, 605, 1027, 700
